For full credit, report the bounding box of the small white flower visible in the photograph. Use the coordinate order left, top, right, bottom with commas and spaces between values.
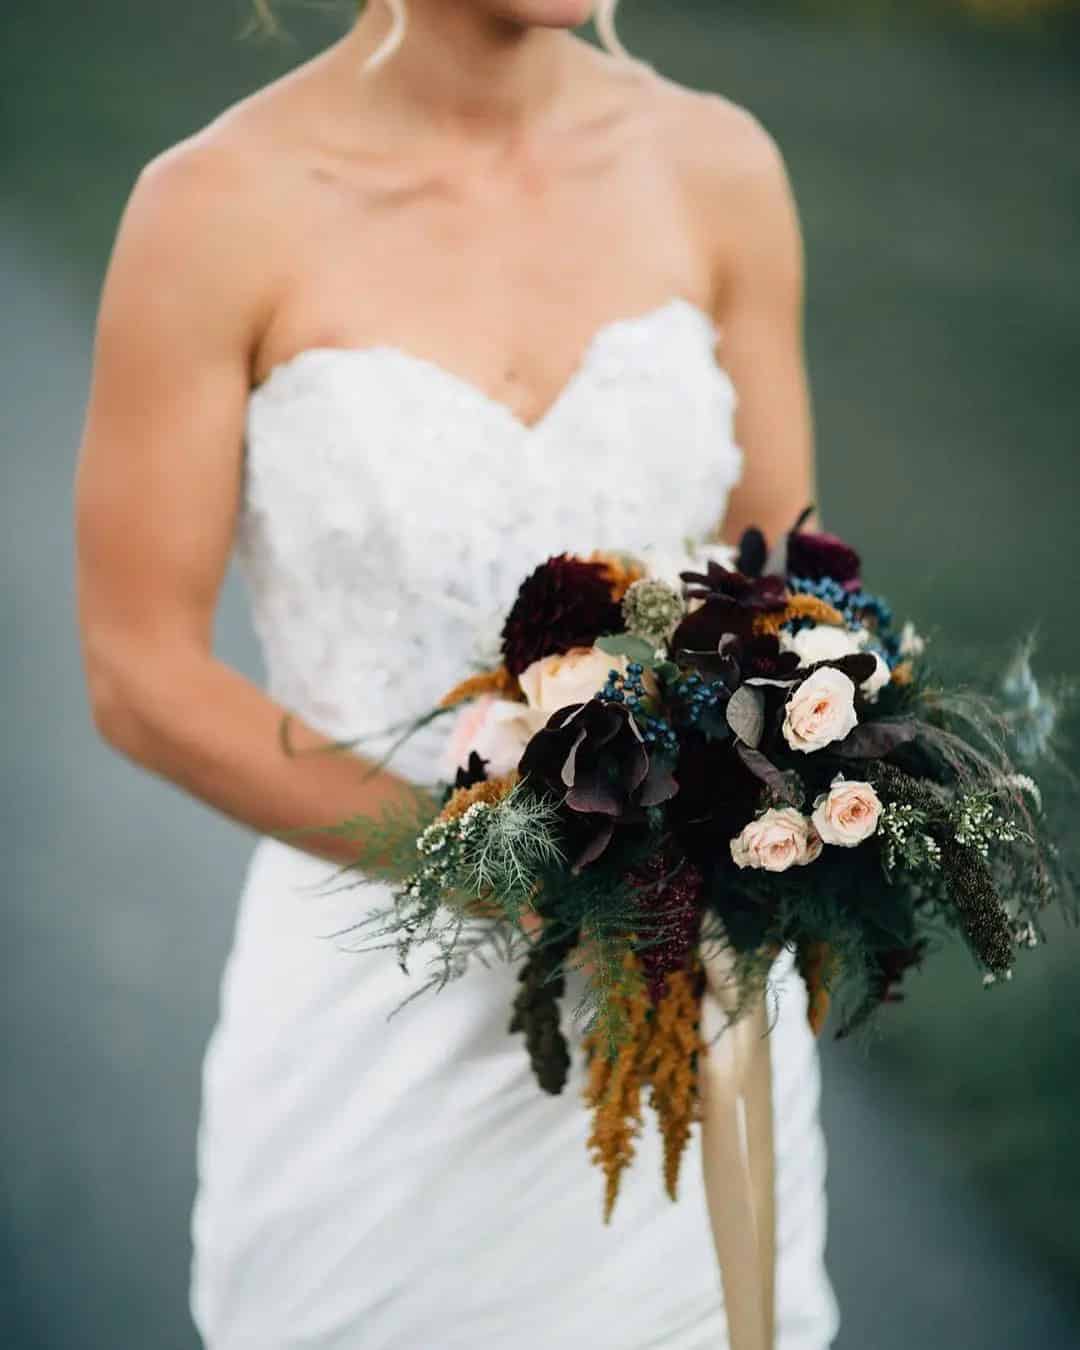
780, 623, 869, 667
782, 667, 859, 754
899, 621, 927, 659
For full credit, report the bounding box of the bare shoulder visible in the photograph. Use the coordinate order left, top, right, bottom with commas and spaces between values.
119, 84, 293, 265
101, 81, 312, 352
636, 76, 803, 294
645, 74, 792, 198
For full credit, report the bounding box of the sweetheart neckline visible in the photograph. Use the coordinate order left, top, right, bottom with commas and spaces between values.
248, 294, 725, 436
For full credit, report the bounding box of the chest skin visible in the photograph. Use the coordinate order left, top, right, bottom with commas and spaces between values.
253, 97, 711, 427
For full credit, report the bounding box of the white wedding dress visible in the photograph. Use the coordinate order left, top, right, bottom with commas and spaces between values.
190, 295, 841, 1349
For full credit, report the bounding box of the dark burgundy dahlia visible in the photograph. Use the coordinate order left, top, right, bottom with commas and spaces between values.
500, 554, 624, 678
787, 528, 862, 589
518, 700, 677, 871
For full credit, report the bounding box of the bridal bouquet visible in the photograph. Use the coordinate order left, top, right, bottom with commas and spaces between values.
297, 511, 1075, 1222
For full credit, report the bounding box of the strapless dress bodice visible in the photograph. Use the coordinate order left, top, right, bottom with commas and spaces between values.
234, 295, 743, 780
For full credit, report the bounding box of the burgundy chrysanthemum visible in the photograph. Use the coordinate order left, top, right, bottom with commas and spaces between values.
627, 852, 706, 1004
500, 554, 624, 677
787, 529, 862, 588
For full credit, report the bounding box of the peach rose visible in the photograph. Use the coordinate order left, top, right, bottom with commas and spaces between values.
519, 646, 650, 717
730, 807, 824, 872
782, 667, 858, 754
811, 775, 883, 847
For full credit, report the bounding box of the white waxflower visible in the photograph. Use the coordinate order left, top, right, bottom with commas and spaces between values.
899, 621, 927, 659
780, 623, 870, 667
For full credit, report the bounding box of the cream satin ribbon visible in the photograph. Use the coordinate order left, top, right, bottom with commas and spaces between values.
699, 938, 777, 1350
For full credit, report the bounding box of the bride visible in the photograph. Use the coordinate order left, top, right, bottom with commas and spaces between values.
74, 1, 840, 1345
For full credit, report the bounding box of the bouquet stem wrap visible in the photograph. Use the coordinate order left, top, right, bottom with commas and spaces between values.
700, 940, 777, 1350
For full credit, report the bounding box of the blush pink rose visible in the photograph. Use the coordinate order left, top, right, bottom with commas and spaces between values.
440, 694, 542, 780
811, 775, 883, 847
730, 807, 823, 872
782, 667, 858, 754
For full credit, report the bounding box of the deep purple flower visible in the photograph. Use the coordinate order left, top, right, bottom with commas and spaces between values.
518, 699, 677, 871
671, 562, 789, 654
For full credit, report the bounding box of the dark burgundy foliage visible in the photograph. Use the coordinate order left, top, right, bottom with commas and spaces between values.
627, 852, 706, 1003
668, 732, 762, 867
452, 751, 488, 791
518, 700, 678, 872
831, 719, 918, 759
500, 554, 624, 677
672, 562, 788, 653
875, 941, 929, 1003
680, 561, 789, 612
787, 528, 862, 589
834, 940, 928, 1040
736, 526, 768, 578
802, 652, 879, 688
738, 634, 803, 682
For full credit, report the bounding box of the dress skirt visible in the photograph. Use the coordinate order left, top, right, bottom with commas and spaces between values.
190, 835, 841, 1349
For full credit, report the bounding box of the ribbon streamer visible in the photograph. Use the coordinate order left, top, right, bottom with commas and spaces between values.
699, 939, 777, 1350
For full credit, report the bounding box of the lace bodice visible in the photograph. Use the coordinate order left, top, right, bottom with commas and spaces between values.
235, 295, 743, 782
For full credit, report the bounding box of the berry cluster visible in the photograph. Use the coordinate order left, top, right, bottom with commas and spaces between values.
598, 665, 678, 754
671, 670, 727, 729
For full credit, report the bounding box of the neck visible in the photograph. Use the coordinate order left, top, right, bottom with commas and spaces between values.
338, 1, 586, 139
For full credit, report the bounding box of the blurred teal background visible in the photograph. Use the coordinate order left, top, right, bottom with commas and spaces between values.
3, 1, 1079, 1346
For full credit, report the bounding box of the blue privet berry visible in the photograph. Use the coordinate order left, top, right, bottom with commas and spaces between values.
591, 665, 678, 754
671, 671, 726, 728
788, 573, 898, 651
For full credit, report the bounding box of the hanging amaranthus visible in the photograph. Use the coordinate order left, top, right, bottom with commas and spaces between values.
643, 959, 706, 1202
583, 952, 652, 1222
584, 950, 708, 1219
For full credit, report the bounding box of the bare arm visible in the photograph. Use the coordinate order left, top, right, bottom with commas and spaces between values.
695, 101, 821, 547
74, 139, 424, 867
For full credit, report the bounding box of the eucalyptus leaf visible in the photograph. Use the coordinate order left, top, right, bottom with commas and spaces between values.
595, 633, 659, 666
726, 684, 766, 748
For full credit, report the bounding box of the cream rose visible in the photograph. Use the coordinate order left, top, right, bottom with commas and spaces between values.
519, 646, 645, 717
780, 622, 869, 667
782, 666, 859, 753
811, 775, 883, 847
730, 807, 824, 872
